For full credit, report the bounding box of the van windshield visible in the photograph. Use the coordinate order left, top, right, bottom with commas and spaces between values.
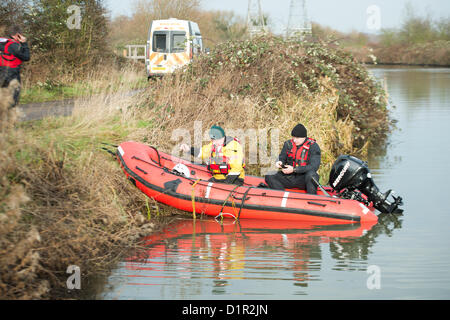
153, 31, 169, 53
171, 32, 187, 53
152, 30, 187, 53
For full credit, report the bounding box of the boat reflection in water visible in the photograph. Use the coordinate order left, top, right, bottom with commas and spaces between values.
105, 215, 401, 299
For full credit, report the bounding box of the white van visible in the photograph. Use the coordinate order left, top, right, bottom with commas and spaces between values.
146, 18, 203, 78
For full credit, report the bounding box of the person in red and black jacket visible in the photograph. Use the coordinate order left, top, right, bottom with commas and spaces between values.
265, 123, 321, 194
0, 25, 31, 108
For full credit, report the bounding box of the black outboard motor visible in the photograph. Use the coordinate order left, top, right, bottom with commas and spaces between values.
329, 155, 403, 214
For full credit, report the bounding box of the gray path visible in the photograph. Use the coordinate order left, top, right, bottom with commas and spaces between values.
16, 88, 144, 122
17, 99, 75, 121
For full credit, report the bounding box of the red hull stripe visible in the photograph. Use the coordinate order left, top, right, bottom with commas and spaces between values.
117, 152, 361, 222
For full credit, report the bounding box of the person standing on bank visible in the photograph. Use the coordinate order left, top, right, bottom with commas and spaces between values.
180, 125, 246, 186
0, 26, 31, 108
264, 123, 321, 194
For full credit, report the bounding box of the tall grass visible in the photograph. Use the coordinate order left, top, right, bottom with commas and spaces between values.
20, 56, 145, 103
0, 71, 168, 299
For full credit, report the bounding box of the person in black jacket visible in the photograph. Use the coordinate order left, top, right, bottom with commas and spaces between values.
0, 25, 31, 108
264, 123, 321, 194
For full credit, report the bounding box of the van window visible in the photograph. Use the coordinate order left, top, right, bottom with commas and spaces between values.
153, 31, 169, 53
190, 22, 201, 36
171, 32, 187, 53
192, 37, 202, 56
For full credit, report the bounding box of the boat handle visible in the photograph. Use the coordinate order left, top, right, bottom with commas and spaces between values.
307, 201, 326, 207
232, 194, 251, 201
135, 166, 148, 174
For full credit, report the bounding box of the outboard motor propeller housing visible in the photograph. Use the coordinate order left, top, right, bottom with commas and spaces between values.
329, 155, 403, 214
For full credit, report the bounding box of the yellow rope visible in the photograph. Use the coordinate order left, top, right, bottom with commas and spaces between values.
217, 184, 240, 222
230, 197, 237, 220
191, 179, 201, 220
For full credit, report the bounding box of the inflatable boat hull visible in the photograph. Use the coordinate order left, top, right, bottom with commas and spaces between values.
117, 141, 378, 224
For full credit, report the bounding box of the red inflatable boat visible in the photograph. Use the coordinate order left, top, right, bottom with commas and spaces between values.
116, 141, 378, 224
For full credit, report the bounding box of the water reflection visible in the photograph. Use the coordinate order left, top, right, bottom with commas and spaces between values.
366, 67, 450, 221
102, 215, 402, 299
330, 213, 403, 270
367, 66, 450, 172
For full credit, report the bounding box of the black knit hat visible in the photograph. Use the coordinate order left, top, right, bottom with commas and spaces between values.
291, 123, 307, 138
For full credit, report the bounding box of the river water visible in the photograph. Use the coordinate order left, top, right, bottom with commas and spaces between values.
99, 66, 450, 300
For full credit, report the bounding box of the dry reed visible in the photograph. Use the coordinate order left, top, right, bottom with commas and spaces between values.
0, 71, 170, 299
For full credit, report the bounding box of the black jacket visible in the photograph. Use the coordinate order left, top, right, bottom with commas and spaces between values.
0, 40, 30, 85
278, 139, 321, 174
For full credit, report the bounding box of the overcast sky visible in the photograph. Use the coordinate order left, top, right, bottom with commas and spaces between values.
105, 0, 450, 34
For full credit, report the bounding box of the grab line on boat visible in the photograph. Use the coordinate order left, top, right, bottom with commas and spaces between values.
215, 212, 237, 221
191, 179, 201, 219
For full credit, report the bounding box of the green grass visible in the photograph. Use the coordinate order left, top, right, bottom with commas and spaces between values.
137, 119, 155, 129
20, 76, 148, 104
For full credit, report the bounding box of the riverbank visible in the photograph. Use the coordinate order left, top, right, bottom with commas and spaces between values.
347, 40, 450, 67
0, 73, 178, 299
0, 36, 392, 299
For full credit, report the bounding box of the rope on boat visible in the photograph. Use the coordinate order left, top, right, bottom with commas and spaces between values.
147, 145, 162, 167
216, 184, 240, 222
237, 186, 253, 219
215, 212, 237, 221
191, 179, 201, 220
100, 142, 118, 158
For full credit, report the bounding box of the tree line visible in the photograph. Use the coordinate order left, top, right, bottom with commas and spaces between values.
0, 0, 249, 84
1, 0, 110, 82
377, 3, 449, 47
